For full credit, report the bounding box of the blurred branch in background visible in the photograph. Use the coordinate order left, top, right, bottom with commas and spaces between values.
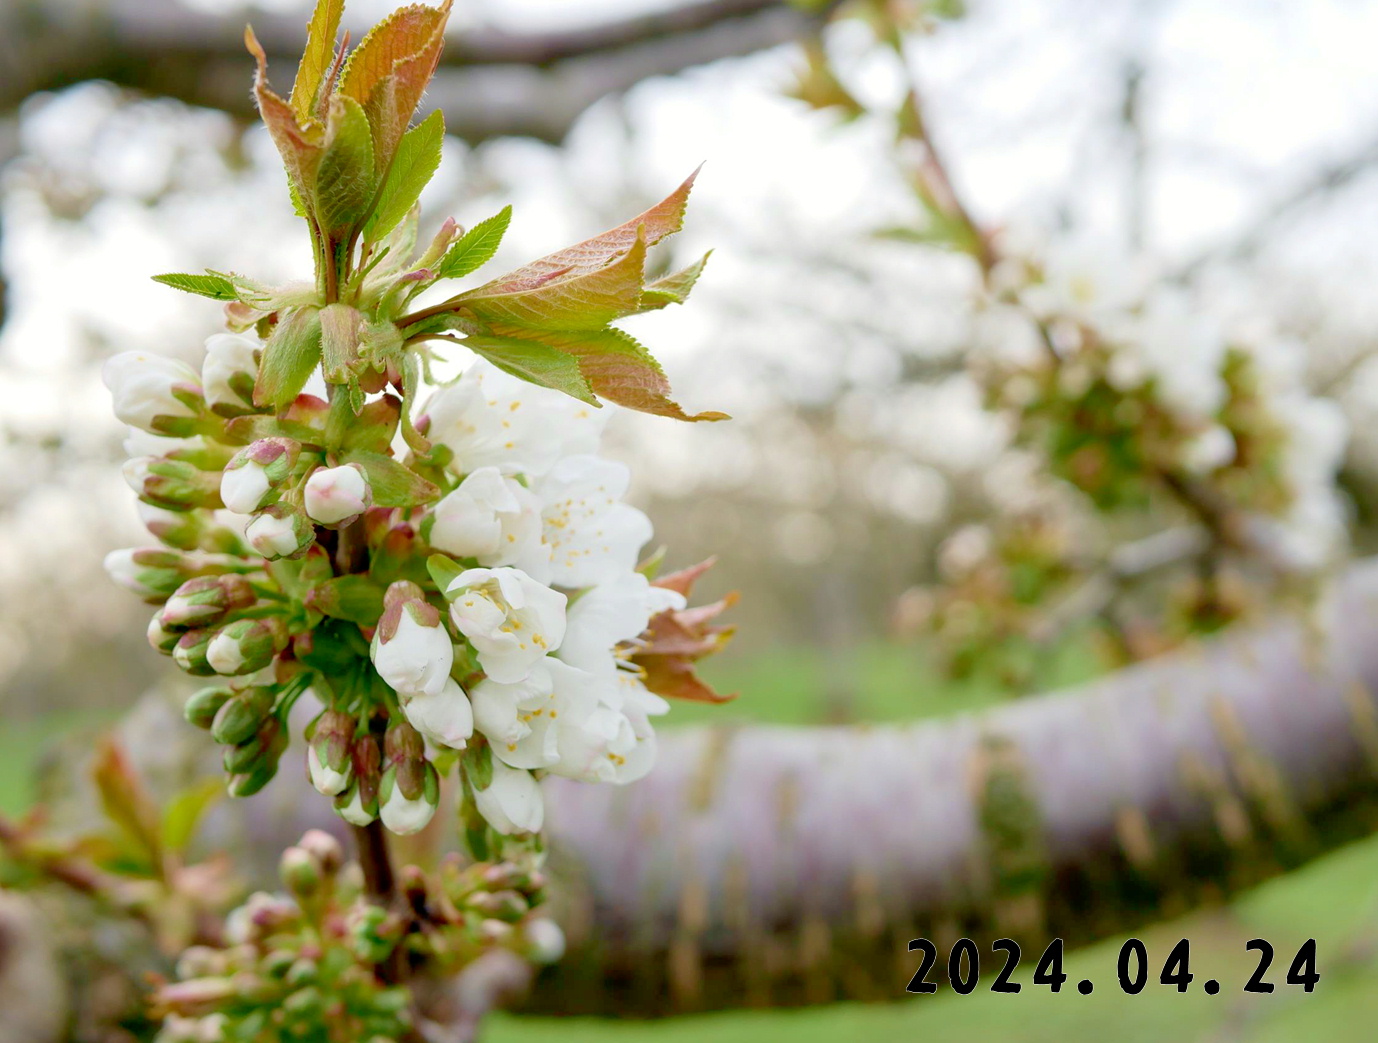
0, 0, 829, 143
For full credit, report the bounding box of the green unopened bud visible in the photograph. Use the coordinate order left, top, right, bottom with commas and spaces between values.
184, 686, 233, 729
335, 735, 381, 826
259, 948, 297, 980
279, 845, 322, 899
221, 438, 301, 515
284, 957, 318, 987
282, 985, 323, 1017
207, 617, 287, 676
172, 628, 217, 677
211, 686, 276, 745
478, 919, 514, 944
347, 903, 396, 964
227, 758, 279, 798
246, 503, 314, 560
223, 718, 284, 775
156, 976, 236, 1016
137, 501, 205, 551
161, 574, 256, 629
106, 547, 200, 602
123, 456, 223, 511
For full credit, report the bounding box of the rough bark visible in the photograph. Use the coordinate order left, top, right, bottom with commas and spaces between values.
523, 559, 1378, 1013
0, 0, 819, 143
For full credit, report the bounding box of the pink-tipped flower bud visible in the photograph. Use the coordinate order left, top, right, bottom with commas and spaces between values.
297, 829, 344, 875
102, 351, 202, 435
160, 574, 255, 629
370, 582, 453, 698
306, 710, 355, 796
207, 617, 287, 676
221, 438, 300, 515
201, 333, 260, 414
148, 613, 183, 654
303, 464, 372, 526
173, 628, 217, 677
246, 503, 314, 559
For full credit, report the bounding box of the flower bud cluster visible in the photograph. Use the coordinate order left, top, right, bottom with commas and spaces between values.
153, 830, 563, 1040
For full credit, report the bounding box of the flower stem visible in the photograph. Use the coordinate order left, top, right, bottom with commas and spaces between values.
352, 818, 396, 906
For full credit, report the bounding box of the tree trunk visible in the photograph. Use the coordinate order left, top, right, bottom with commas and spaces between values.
526, 560, 1378, 1014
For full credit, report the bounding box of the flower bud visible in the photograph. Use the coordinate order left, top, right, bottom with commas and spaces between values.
401, 677, 474, 750
201, 333, 260, 414
211, 686, 276, 745
184, 686, 233, 729
208, 617, 287, 676
161, 574, 255, 629
478, 919, 514, 944
306, 710, 355, 796
370, 582, 453, 698
467, 889, 528, 922
335, 736, 381, 826
123, 457, 223, 512
173, 628, 217, 677
246, 503, 314, 559
221, 439, 300, 515
303, 464, 371, 526
522, 918, 566, 964
148, 613, 182, 654
102, 351, 202, 434
379, 720, 439, 835
222, 717, 282, 774
137, 501, 204, 551
106, 547, 199, 601
279, 845, 322, 899
297, 829, 344, 875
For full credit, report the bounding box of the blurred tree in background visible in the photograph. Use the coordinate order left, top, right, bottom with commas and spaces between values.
8, 0, 1378, 1040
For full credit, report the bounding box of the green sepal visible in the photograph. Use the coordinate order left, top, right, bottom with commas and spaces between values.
306, 575, 387, 626
319, 302, 364, 384
461, 740, 493, 791
328, 392, 401, 454
426, 553, 464, 595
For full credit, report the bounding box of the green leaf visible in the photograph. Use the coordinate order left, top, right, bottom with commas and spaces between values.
426, 553, 464, 594
494, 325, 727, 422
461, 332, 598, 405
254, 306, 324, 410
307, 575, 387, 625
365, 109, 445, 243
453, 224, 647, 331
434, 205, 512, 280
290, 0, 346, 123
161, 779, 224, 858
343, 449, 440, 507
151, 272, 239, 301
636, 251, 712, 312
315, 95, 377, 238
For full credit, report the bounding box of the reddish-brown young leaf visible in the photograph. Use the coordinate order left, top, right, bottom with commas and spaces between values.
631, 558, 738, 703
471, 167, 701, 297
246, 27, 323, 199
340, 1, 452, 164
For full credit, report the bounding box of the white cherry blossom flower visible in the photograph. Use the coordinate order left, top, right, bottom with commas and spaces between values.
429, 467, 542, 567
423, 359, 606, 478
530, 456, 653, 589
446, 567, 566, 683
558, 571, 685, 679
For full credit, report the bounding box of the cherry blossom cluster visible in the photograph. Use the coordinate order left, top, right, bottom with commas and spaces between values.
103, 335, 700, 843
